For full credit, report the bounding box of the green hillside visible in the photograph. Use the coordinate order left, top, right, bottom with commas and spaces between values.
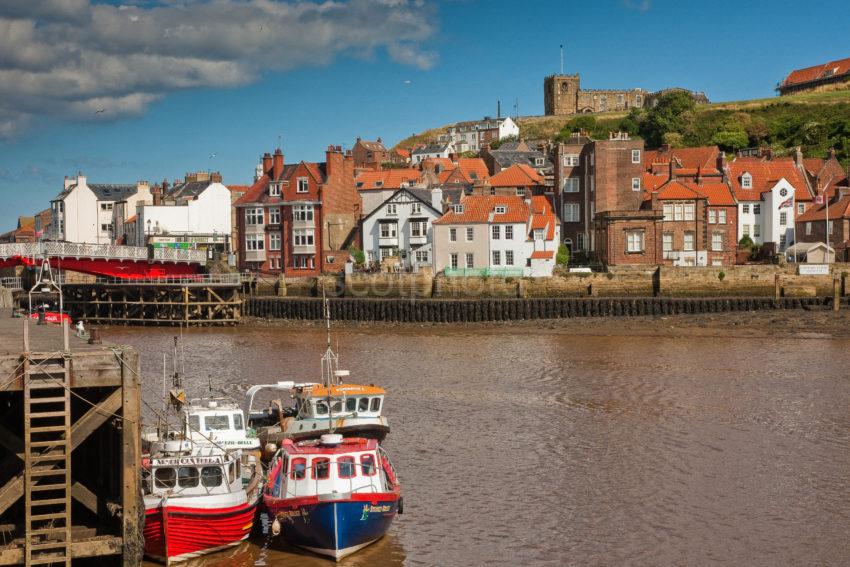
395, 88, 850, 167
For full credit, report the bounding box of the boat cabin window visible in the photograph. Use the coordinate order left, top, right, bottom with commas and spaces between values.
228, 461, 236, 483
370, 397, 381, 412
204, 415, 230, 431
360, 454, 376, 476
331, 401, 343, 414
290, 457, 307, 480
178, 467, 199, 488
346, 398, 357, 412
358, 397, 369, 412
233, 413, 244, 430
188, 415, 200, 432
201, 466, 223, 487
315, 402, 328, 415
155, 467, 176, 489
338, 456, 356, 478
312, 458, 330, 480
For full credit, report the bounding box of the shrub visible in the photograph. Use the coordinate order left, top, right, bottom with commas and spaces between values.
556, 243, 570, 267
718, 271, 726, 281
348, 245, 365, 265
738, 235, 754, 248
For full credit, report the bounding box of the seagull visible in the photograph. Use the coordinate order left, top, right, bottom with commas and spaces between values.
209, 152, 217, 159
258, 25, 264, 31
404, 80, 412, 85
95, 108, 106, 114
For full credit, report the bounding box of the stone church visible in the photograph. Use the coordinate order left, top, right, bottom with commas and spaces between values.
544, 74, 708, 116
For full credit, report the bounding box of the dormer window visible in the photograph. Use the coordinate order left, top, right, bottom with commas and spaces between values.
534, 157, 544, 167
453, 204, 464, 214
741, 173, 752, 189
374, 181, 383, 187
356, 182, 364, 188
494, 205, 506, 214
296, 177, 308, 193
269, 183, 281, 197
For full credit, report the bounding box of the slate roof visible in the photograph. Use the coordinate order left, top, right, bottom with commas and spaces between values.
88, 184, 138, 201
488, 149, 553, 171
412, 143, 453, 156
166, 181, 210, 200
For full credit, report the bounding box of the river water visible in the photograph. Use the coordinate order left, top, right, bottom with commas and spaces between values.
108, 323, 850, 567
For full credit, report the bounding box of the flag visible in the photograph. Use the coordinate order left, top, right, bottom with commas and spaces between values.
779, 197, 793, 209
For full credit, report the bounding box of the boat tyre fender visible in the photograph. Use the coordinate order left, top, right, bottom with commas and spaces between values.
398, 496, 404, 515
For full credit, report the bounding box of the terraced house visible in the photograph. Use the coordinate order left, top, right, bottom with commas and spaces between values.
235, 146, 359, 276
432, 195, 560, 277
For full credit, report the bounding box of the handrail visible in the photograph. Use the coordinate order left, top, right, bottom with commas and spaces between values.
0, 241, 207, 264
93, 273, 241, 285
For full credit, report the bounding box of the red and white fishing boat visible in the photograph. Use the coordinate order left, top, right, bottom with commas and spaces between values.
142, 440, 261, 564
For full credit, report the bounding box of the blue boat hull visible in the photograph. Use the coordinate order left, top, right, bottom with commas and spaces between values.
276, 499, 398, 560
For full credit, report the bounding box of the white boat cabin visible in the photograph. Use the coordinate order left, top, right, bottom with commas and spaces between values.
268, 437, 393, 499
297, 385, 385, 420
185, 399, 260, 450
145, 443, 244, 499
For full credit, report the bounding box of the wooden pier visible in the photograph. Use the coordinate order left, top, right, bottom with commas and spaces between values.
0, 317, 141, 566
62, 275, 241, 326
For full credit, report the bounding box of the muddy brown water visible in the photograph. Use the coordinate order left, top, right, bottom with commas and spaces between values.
107, 323, 850, 567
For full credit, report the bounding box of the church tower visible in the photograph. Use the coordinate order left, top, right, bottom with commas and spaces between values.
544, 74, 580, 116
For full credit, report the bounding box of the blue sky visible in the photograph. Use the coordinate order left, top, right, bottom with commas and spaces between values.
1, 0, 849, 230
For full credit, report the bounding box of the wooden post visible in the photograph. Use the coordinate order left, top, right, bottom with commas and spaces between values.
774, 274, 781, 300
834, 276, 841, 312
120, 348, 143, 566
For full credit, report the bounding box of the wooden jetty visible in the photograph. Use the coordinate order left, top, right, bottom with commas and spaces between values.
62, 274, 241, 326
0, 316, 142, 566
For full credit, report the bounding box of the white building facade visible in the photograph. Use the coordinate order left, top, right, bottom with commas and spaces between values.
438, 117, 520, 153
361, 189, 442, 270
134, 181, 232, 251
50, 174, 151, 244
411, 142, 455, 165
737, 177, 796, 252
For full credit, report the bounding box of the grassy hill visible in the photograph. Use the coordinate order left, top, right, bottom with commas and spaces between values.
394, 88, 850, 166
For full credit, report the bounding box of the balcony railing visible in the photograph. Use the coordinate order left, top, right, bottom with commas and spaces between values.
0, 241, 207, 264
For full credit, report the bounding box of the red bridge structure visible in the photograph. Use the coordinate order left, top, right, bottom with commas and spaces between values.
0, 242, 205, 279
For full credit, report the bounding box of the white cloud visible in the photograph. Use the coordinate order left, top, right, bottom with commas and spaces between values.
0, 0, 438, 138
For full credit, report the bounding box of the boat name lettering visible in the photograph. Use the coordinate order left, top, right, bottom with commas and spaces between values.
152, 456, 223, 466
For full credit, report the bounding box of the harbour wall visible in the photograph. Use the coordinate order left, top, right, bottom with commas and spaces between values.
245, 296, 842, 322
269, 264, 850, 300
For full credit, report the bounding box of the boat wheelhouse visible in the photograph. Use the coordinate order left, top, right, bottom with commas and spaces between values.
247, 381, 390, 448
143, 441, 261, 564
263, 435, 401, 560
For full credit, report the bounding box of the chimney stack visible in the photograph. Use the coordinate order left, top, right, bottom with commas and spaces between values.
272, 149, 284, 180
431, 187, 443, 212
262, 152, 273, 176
794, 146, 803, 166
828, 147, 836, 160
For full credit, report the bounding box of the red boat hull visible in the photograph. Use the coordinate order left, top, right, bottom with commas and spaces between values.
144, 499, 259, 563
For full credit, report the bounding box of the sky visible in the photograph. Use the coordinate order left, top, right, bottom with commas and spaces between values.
1, 0, 849, 230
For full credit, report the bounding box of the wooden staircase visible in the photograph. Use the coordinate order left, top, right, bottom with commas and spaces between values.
23, 325, 72, 566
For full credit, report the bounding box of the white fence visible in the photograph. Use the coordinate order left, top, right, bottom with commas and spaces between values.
0, 241, 205, 264
94, 273, 241, 285
0, 277, 22, 290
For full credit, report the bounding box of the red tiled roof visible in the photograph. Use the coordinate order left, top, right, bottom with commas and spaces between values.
645, 146, 720, 172
456, 158, 489, 181
126, 215, 137, 223
802, 158, 825, 177
226, 184, 251, 193
233, 175, 269, 206
355, 168, 422, 191
530, 250, 554, 260
394, 148, 410, 158
433, 195, 529, 224
489, 164, 544, 187
529, 195, 557, 240
421, 157, 454, 171
728, 159, 811, 201
781, 56, 850, 89
796, 195, 850, 222
654, 179, 736, 206
696, 182, 736, 206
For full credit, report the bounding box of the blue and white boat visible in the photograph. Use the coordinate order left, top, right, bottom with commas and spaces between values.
263, 434, 402, 560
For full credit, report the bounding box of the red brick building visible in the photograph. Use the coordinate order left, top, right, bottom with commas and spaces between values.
352, 137, 389, 171
235, 146, 359, 276
795, 191, 850, 260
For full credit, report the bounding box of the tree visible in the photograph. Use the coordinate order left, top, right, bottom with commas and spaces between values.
556, 243, 570, 267
738, 235, 754, 248
638, 91, 696, 147
662, 132, 685, 148
710, 129, 749, 151
489, 135, 517, 150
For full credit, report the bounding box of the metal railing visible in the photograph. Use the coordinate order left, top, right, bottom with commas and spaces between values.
0, 241, 207, 264
93, 273, 241, 285
0, 277, 22, 290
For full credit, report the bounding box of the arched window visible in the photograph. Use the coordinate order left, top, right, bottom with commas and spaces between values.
741, 173, 752, 189
560, 82, 569, 94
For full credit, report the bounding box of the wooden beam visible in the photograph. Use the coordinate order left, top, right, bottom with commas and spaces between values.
0, 536, 123, 565
0, 388, 122, 515
120, 348, 143, 567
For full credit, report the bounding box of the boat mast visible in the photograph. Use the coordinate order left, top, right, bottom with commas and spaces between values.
321, 290, 338, 433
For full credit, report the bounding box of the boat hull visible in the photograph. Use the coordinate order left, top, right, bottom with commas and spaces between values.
144, 498, 259, 563
267, 495, 399, 560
